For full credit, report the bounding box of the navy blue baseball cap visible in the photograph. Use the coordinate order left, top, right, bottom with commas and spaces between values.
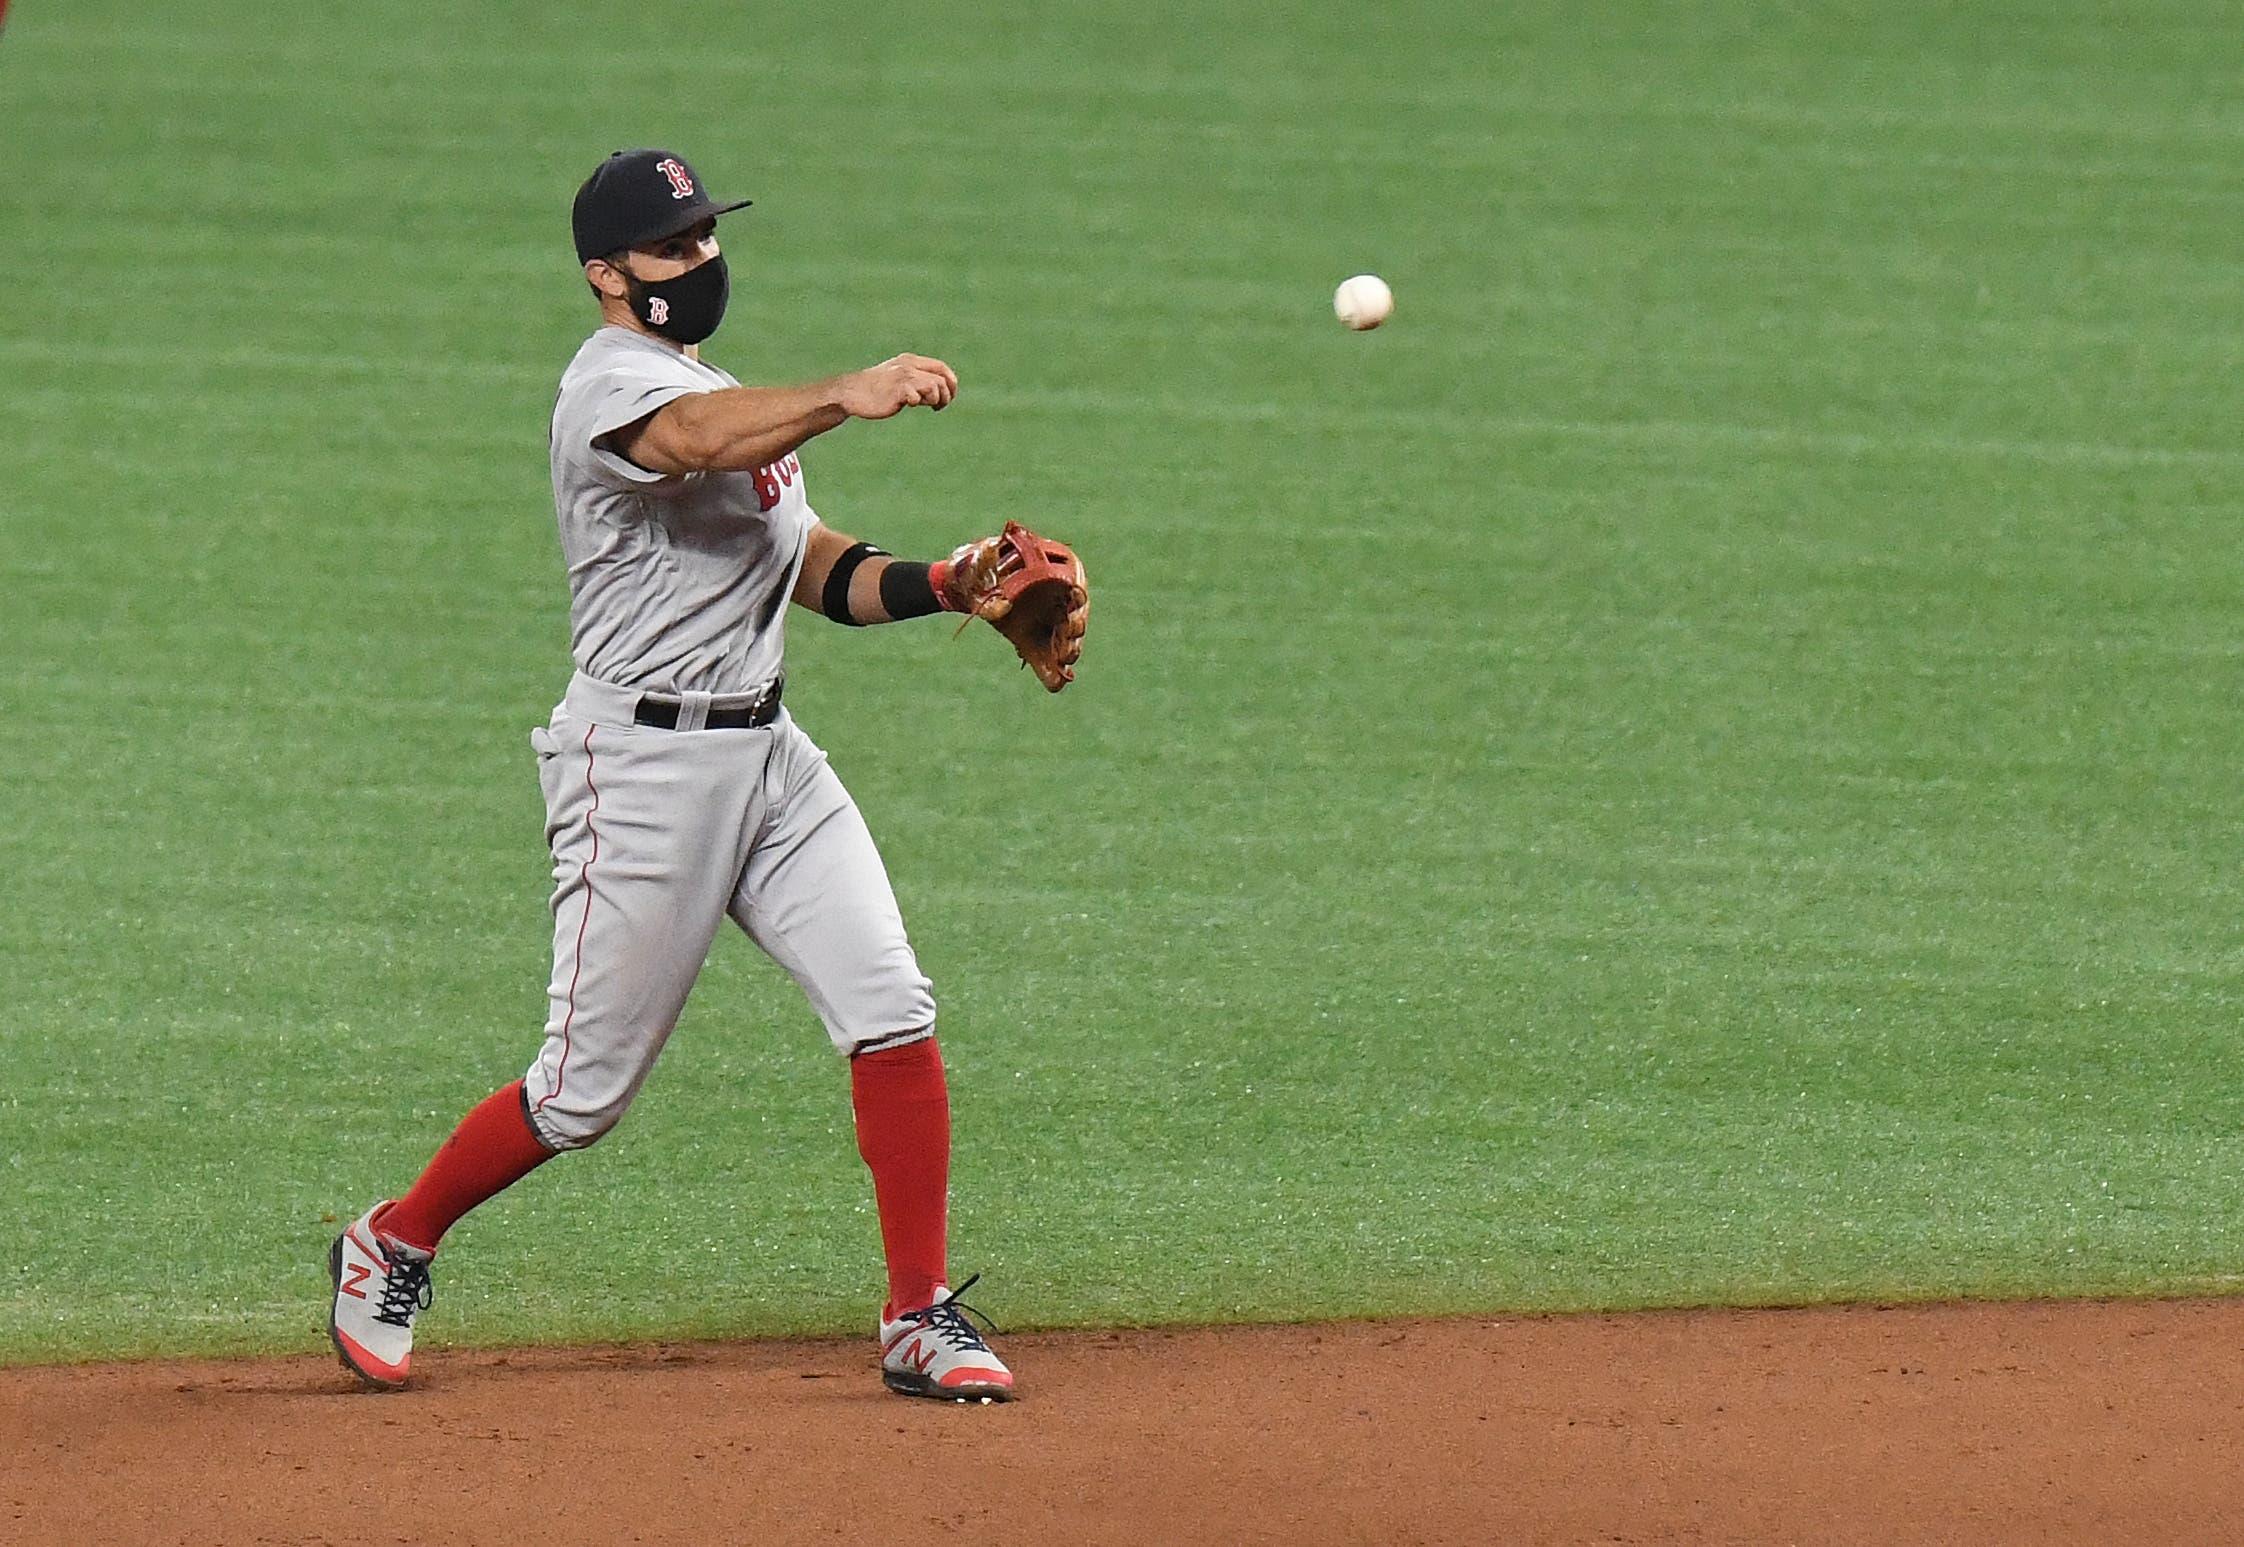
572, 149, 751, 264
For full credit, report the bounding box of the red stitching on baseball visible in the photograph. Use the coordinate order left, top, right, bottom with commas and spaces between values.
535, 723, 602, 1117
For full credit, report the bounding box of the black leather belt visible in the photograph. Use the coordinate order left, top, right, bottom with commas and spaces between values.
632, 681, 783, 730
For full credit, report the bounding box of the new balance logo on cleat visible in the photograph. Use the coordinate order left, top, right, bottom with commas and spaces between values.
327, 1201, 435, 1390
877, 1275, 1016, 1403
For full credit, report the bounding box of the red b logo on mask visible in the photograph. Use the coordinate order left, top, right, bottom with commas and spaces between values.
657, 158, 694, 199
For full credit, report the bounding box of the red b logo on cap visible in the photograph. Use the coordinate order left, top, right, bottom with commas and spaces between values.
657, 158, 694, 200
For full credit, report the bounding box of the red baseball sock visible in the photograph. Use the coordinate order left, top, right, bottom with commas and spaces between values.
374, 1080, 555, 1254
851, 1036, 950, 1316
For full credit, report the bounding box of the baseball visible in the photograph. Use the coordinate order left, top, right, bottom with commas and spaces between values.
1333, 273, 1393, 330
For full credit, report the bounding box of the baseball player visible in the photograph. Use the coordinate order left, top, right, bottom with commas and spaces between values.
326, 149, 1088, 1404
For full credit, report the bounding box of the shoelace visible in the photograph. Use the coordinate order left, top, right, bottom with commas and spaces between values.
901, 1272, 1001, 1352
373, 1253, 434, 1330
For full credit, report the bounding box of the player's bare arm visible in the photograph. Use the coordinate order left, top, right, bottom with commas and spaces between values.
585, 218, 956, 476
609, 355, 957, 477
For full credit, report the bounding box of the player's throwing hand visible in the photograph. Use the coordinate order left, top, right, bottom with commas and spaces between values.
840, 354, 958, 418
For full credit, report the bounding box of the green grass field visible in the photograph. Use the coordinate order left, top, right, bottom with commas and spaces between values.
4, 0, 2242, 1363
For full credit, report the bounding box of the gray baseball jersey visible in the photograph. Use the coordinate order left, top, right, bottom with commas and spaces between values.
549, 324, 814, 694
521, 325, 937, 1151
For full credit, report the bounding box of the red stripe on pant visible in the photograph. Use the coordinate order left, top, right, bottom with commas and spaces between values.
536, 722, 602, 1118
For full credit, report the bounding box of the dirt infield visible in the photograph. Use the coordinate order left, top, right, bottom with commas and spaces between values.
8, 1298, 2243, 1545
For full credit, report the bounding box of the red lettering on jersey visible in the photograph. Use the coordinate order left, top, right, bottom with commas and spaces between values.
750, 454, 800, 512
656, 158, 695, 199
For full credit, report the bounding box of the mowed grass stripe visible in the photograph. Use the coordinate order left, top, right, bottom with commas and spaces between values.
12, 337, 2240, 473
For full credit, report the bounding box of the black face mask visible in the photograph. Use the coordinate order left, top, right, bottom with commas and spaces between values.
624, 253, 729, 345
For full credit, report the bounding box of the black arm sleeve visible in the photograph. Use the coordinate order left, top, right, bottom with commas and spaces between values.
821, 543, 888, 626
877, 561, 944, 621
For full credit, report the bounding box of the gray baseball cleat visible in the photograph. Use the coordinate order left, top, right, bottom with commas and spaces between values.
878, 1274, 1016, 1402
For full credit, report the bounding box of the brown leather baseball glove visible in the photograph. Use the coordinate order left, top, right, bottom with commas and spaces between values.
938, 522, 1089, 692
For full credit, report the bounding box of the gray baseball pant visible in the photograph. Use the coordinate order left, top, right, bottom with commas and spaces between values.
519, 671, 936, 1151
